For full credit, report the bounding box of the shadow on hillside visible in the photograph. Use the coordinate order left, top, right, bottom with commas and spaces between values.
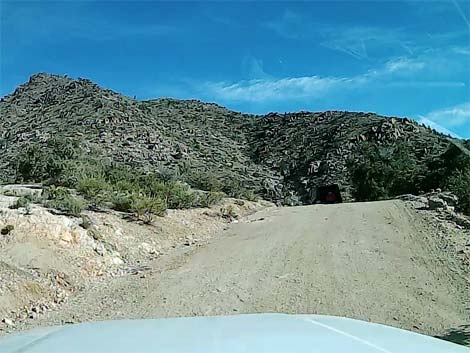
435, 325, 470, 347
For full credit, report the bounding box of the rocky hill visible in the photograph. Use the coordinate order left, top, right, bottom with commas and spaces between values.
1, 73, 468, 205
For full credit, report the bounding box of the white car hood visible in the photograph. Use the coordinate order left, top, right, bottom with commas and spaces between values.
0, 314, 467, 353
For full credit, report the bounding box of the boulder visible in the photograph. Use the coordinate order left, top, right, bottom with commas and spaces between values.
1, 318, 14, 326
398, 194, 429, 209
0, 184, 43, 198
428, 197, 447, 210
436, 192, 459, 207
453, 214, 470, 229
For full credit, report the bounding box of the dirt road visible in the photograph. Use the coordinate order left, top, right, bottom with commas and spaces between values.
15, 200, 470, 336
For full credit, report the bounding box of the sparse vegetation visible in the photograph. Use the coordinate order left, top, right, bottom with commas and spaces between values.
348, 141, 470, 215
131, 195, 166, 223
184, 170, 223, 192
110, 192, 135, 212
348, 142, 424, 201
13, 137, 80, 184
7, 138, 227, 219
77, 176, 113, 206
3, 74, 469, 215
221, 179, 258, 201
42, 186, 85, 217
220, 204, 238, 220
197, 191, 225, 207
446, 169, 470, 214
9, 196, 30, 209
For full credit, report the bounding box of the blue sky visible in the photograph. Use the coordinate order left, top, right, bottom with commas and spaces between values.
1, 1, 469, 138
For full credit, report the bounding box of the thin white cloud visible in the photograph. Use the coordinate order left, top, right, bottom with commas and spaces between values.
384, 57, 425, 73
204, 76, 352, 102
452, 0, 470, 32
241, 55, 271, 80
418, 117, 462, 138
262, 11, 413, 61
453, 46, 470, 55
321, 27, 413, 61
420, 102, 470, 128
201, 54, 459, 103
265, 10, 416, 61
263, 10, 307, 40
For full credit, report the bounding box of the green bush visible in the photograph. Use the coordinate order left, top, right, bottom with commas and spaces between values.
446, 169, 470, 214
142, 180, 197, 209
9, 196, 30, 209
184, 170, 222, 192
165, 183, 198, 209
47, 195, 84, 217
110, 192, 135, 212
56, 158, 106, 188
156, 167, 179, 183
348, 143, 424, 201
238, 188, 258, 202
13, 138, 80, 183
103, 163, 136, 184
131, 195, 166, 222
113, 180, 140, 194
8, 139, 254, 215
221, 179, 258, 201
197, 191, 225, 207
14, 145, 58, 182
77, 176, 113, 205
43, 187, 85, 217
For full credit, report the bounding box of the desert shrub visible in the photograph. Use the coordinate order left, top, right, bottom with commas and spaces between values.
221, 179, 258, 201
113, 180, 140, 194
156, 167, 179, 182
138, 177, 165, 196
165, 183, 198, 209
197, 191, 225, 207
9, 197, 30, 209
56, 157, 106, 187
348, 143, 424, 201
238, 188, 258, 202
102, 163, 136, 184
43, 186, 85, 216
110, 192, 135, 212
13, 138, 80, 183
184, 170, 222, 192
76, 176, 113, 205
9, 139, 241, 214
348, 162, 388, 201
220, 204, 238, 219
14, 145, 60, 182
141, 179, 196, 209
131, 195, 166, 223
47, 196, 84, 217
446, 169, 470, 214
422, 144, 470, 214
42, 186, 70, 201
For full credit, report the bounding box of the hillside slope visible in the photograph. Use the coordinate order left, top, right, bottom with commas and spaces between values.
0, 73, 466, 203
0, 74, 277, 194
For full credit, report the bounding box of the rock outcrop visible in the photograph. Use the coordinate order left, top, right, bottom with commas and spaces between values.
0, 73, 466, 203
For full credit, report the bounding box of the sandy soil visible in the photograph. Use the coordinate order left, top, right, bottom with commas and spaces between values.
12, 200, 469, 337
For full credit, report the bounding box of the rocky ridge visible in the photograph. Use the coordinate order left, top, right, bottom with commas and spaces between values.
1, 73, 467, 203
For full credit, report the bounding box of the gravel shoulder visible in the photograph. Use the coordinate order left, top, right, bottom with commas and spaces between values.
11, 200, 470, 337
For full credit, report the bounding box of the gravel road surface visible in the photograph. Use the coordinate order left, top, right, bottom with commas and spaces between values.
14, 200, 470, 337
